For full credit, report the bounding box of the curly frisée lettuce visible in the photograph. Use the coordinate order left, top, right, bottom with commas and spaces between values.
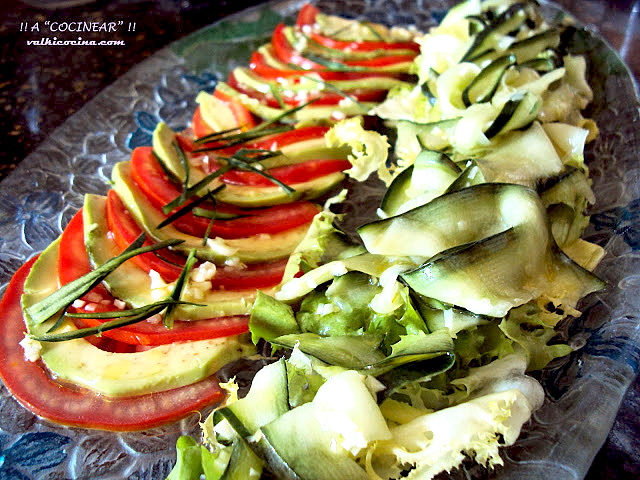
373, 386, 542, 480
325, 117, 392, 184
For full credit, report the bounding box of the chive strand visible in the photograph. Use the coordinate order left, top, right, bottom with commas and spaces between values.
162, 166, 233, 214
157, 184, 226, 228
26, 234, 183, 325
164, 249, 198, 329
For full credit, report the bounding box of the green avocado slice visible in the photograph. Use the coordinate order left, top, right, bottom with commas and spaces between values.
83, 193, 269, 320
213, 82, 376, 124
232, 67, 410, 94
109, 162, 311, 263
153, 121, 346, 207
21, 236, 255, 398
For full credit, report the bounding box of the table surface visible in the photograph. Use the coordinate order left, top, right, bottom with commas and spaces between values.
1, 0, 639, 478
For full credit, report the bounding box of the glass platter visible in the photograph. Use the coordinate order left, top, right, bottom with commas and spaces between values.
0, 0, 638, 478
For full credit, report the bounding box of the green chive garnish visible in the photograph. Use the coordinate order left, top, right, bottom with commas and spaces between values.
270, 84, 287, 109
362, 22, 385, 41
157, 184, 226, 228
163, 249, 198, 328
26, 235, 184, 325
193, 124, 245, 143
162, 165, 233, 214
222, 155, 295, 194
31, 300, 203, 342
173, 141, 191, 205
191, 126, 294, 153
304, 76, 366, 112
302, 53, 373, 72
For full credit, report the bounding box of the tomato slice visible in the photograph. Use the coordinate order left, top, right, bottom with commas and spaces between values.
182, 123, 330, 156
296, 3, 319, 28
213, 88, 257, 129
308, 33, 420, 54
249, 49, 403, 82
272, 23, 325, 70
343, 54, 417, 67
219, 158, 352, 186
57, 208, 256, 346
0, 258, 228, 430
192, 106, 217, 139
106, 190, 185, 282
128, 147, 322, 238
72, 314, 250, 347
105, 188, 290, 290
58, 208, 111, 300
191, 92, 257, 144
227, 71, 388, 107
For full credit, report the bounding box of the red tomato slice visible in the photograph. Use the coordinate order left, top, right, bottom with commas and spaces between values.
105, 190, 185, 282
128, 147, 322, 238
57, 206, 254, 345
58, 208, 111, 299
249, 49, 403, 82
0, 257, 228, 430
272, 23, 415, 70
219, 158, 352, 186
308, 33, 420, 54
72, 314, 250, 347
213, 88, 257, 129
182, 123, 330, 156
272, 23, 325, 70
242, 125, 330, 151
192, 106, 217, 139
107, 191, 288, 290
296, 3, 319, 28
227, 71, 388, 107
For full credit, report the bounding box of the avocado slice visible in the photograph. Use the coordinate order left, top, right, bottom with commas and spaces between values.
153, 121, 346, 207
214, 82, 377, 124
21, 236, 255, 397
110, 163, 312, 263
232, 67, 410, 95
83, 193, 274, 319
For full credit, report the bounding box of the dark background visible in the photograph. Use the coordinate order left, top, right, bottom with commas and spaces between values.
0, 0, 638, 478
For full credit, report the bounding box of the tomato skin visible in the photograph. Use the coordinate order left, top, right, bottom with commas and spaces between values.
192, 106, 216, 139
219, 158, 352, 186
106, 190, 185, 282
296, 3, 319, 27
227, 71, 388, 107
308, 33, 420, 54
58, 208, 111, 299
272, 23, 325, 70
128, 147, 323, 239
0, 257, 228, 430
213, 88, 257, 128
249, 49, 402, 82
57, 205, 263, 345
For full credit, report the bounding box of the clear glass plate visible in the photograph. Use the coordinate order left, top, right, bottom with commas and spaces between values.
0, 0, 638, 478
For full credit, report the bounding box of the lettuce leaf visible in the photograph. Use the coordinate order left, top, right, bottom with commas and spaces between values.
325, 116, 392, 184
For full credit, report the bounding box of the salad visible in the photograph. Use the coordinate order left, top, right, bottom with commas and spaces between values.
0, 0, 606, 478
